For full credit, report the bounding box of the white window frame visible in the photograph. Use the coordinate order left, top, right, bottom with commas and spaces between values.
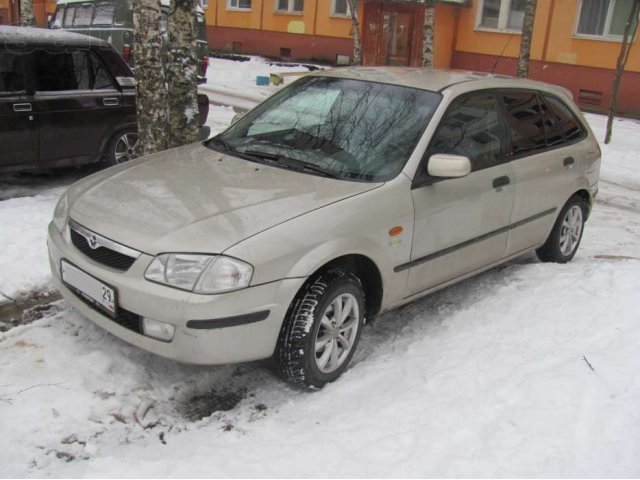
275, 0, 303, 14
574, 0, 638, 41
475, 0, 524, 33
331, 0, 351, 18
227, 0, 251, 11
200, 0, 209, 8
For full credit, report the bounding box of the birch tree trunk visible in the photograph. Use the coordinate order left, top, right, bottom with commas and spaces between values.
605, 0, 639, 144
422, 0, 435, 68
516, 0, 537, 78
346, 0, 362, 65
133, 0, 169, 155
166, 0, 200, 147
20, 0, 36, 26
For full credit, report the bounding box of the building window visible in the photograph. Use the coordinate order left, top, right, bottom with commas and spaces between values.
576, 0, 638, 38
276, 0, 304, 13
477, 0, 525, 31
228, 0, 250, 9
332, 0, 350, 16
200, 0, 209, 8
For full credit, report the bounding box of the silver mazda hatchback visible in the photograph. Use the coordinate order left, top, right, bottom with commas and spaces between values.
48, 68, 601, 387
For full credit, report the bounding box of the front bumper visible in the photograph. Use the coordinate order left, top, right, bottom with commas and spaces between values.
47, 222, 306, 365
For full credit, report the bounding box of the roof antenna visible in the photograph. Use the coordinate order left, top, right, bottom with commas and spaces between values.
490, 34, 514, 75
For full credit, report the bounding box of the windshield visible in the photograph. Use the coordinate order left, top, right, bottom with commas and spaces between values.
209, 76, 441, 182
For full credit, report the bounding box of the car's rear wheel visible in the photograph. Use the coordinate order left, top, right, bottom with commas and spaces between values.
275, 269, 365, 388
104, 129, 139, 166
536, 195, 588, 263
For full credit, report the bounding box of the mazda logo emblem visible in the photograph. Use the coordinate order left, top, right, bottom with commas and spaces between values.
88, 234, 99, 249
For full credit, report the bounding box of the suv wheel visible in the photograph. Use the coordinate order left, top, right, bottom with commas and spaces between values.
536, 195, 588, 263
275, 269, 365, 388
104, 129, 139, 166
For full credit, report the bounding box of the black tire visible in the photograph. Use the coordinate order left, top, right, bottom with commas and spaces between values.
275, 269, 365, 389
103, 129, 139, 166
536, 195, 588, 263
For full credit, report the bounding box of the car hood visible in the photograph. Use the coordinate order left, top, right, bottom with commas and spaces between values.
68, 142, 381, 255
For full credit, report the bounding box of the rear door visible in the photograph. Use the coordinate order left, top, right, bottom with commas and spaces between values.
0, 49, 37, 168
33, 47, 125, 166
406, 92, 515, 296
500, 90, 588, 256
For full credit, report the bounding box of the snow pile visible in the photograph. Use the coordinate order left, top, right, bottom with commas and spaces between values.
0, 104, 639, 475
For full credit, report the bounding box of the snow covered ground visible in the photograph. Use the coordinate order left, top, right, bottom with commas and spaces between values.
1, 62, 640, 476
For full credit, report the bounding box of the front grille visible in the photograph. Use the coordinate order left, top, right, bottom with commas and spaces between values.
70, 229, 137, 271
67, 284, 143, 335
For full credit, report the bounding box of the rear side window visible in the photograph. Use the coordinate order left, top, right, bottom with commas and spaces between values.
427, 93, 503, 172
543, 95, 585, 142
0, 52, 26, 94
501, 91, 547, 156
93, 2, 116, 25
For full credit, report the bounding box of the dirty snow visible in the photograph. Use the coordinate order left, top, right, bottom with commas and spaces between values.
0, 71, 640, 476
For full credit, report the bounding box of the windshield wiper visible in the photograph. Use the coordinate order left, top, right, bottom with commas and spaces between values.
207, 136, 234, 153
239, 150, 343, 179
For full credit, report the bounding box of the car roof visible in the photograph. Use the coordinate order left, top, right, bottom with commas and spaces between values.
0, 26, 110, 47
313, 66, 570, 98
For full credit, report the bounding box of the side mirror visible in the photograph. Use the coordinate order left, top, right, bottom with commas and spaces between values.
427, 154, 472, 178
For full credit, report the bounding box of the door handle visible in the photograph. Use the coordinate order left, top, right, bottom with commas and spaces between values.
103, 98, 119, 106
563, 156, 575, 168
492, 176, 510, 189
13, 103, 32, 112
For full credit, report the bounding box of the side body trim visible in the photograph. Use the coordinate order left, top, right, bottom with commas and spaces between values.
394, 207, 557, 273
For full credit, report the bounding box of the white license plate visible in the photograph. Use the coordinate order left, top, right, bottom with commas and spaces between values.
61, 260, 116, 315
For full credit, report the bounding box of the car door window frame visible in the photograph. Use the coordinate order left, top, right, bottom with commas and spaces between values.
497, 88, 589, 161
412, 88, 509, 189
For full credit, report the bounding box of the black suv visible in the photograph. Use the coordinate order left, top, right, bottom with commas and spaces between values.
0, 26, 209, 172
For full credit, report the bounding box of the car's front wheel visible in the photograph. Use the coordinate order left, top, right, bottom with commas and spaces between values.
275, 269, 365, 388
104, 129, 139, 166
536, 195, 588, 263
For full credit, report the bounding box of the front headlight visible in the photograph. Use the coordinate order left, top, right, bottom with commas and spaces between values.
53, 193, 68, 233
144, 254, 253, 293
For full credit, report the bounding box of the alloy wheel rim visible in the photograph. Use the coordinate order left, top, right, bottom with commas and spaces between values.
314, 293, 360, 374
559, 205, 583, 256
114, 133, 139, 163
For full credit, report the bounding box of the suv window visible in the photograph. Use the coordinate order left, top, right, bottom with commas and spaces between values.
427, 93, 503, 172
93, 2, 116, 25
543, 95, 585, 142
501, 91, 547, 156
0, 52, 26, 94
34, 50, 113, 92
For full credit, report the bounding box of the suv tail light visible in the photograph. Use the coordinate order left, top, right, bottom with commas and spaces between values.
202, 55, 208, 78
123, 44, 131, 65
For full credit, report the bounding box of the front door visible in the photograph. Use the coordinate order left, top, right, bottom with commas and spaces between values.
406, 93, 516, 297
384, 12, 413, 66
0, 49, 37, 168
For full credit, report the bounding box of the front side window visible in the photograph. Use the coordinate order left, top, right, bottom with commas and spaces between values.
72, 3, 94, 26
502, 91, 547, 156
478, 0, 525, 30
210, 76, 441, 182
427, 93, 503, 172
228, 0, 252, 9
277, 0, 304, 13
0, 52, 26, 94
576, 0, 638, 38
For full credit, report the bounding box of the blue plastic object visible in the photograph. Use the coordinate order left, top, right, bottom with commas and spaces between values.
256, 76, 270, 86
